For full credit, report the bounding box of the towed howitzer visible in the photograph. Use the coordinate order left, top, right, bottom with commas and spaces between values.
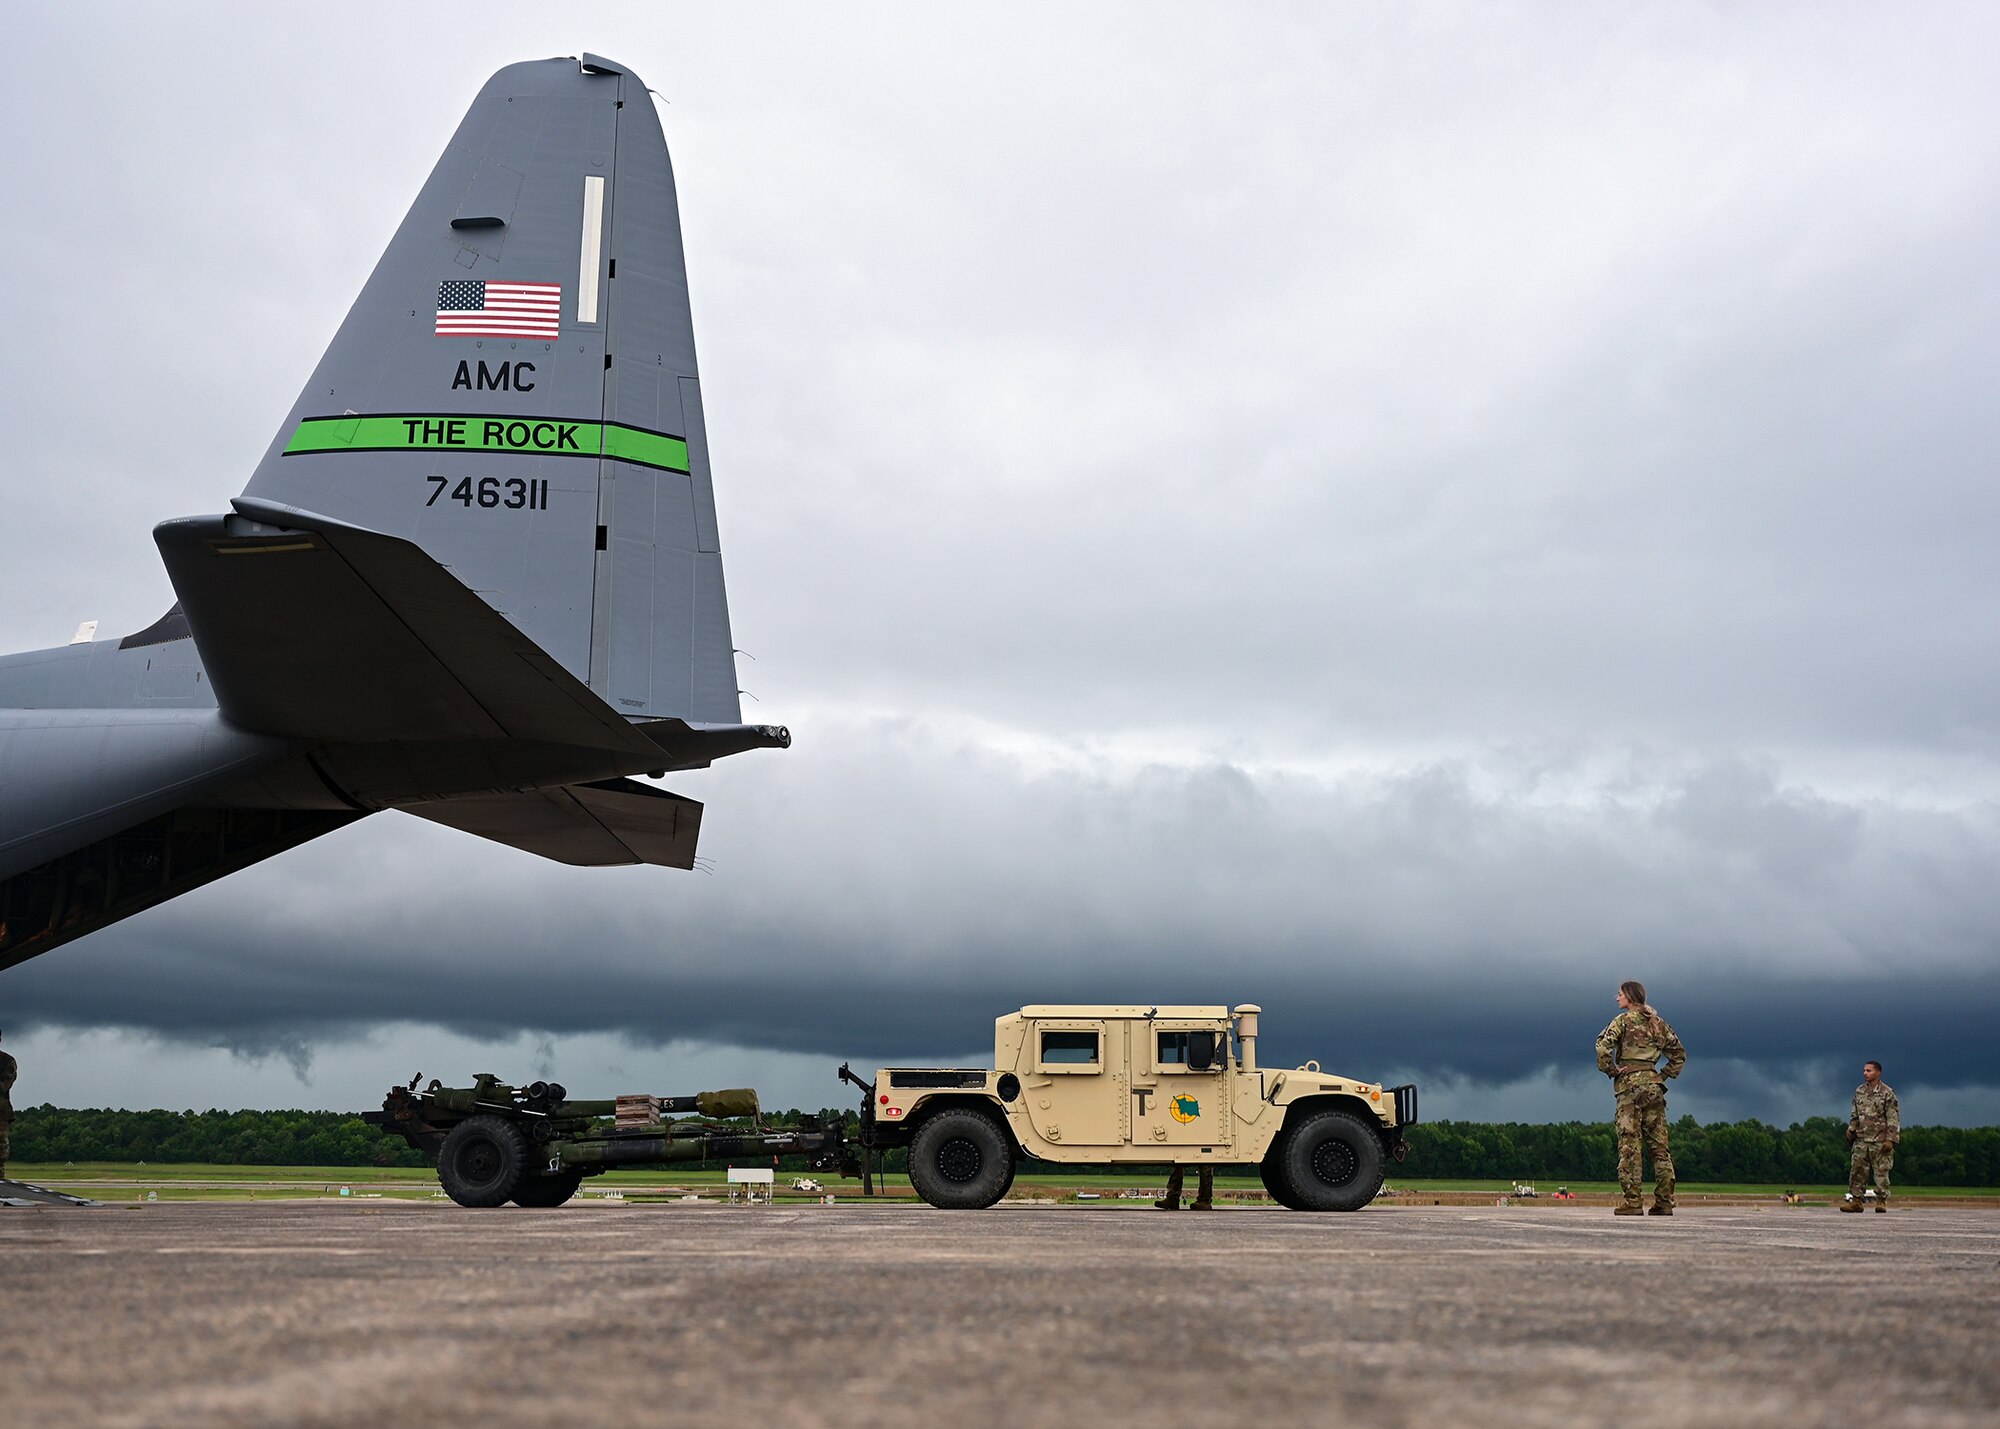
365, 1072, 854, 1207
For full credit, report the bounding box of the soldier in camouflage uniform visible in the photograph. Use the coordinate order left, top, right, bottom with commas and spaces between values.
0, 1028, 15, 1180
1155, 1164, 1215, 1211
1595, 981, 1686, 1216
1840, 1060, 1899, 1213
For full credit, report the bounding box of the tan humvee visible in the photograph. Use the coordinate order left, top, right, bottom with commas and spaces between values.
859, 1004, 1417, 1210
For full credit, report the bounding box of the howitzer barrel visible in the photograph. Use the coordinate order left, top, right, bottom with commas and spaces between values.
554, 1088, 759, 1120
548, 1100, 618, 1118
660, 1088, 761, 1119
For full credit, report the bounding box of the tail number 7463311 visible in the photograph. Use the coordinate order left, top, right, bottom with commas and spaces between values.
425, 476, 550, 510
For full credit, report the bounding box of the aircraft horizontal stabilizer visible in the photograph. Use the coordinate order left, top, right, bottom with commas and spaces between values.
405, 777, 701, 868
155, 513, 657, 754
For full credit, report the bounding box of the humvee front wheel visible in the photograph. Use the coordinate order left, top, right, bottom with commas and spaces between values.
511, 1170, 584, 1208
1273, 1109, 1385, 1212
908, 1109, 1014, 1209
438, 1115, 529, 1207
1259, 1155, 1305, 1210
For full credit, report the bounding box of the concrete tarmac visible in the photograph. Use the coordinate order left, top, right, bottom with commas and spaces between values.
3, 1201, 1996, 1427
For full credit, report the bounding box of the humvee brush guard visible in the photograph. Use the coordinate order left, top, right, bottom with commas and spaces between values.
846, 1005, 1417, 1210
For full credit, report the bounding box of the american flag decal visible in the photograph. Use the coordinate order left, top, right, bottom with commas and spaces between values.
435, 279, 562, 339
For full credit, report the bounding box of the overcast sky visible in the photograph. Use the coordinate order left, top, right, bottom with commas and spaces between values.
3, 4, 1998, 1128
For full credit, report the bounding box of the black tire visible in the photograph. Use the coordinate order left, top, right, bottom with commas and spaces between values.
438, 1115, 529, 1207
1259, 1154, 1306, 1210
511, 1170, 584, 1208
907, 1109, 1014, 1209
1273, 1109, 1386, 1212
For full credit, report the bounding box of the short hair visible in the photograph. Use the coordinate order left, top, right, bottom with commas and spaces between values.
1619, 980, 1648, 1007
1865, 1060, 1882, 1073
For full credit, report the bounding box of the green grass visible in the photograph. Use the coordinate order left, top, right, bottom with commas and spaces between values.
12, 1163, 438, 1183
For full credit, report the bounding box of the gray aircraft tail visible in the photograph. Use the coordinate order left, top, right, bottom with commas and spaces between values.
0, 56, 785, 971
235, 53, 741, 727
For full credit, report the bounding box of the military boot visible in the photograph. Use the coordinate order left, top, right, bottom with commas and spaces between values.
1874, 1202, 1888, 1213
1613, 1203, 1645, 1216
1647, 1204, 1673, 1216
1190, 1168, 1215, 1211
1839, 1198, 1864, 1212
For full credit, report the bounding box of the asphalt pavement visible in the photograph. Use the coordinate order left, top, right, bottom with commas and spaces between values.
2, 1201, 1995, 1426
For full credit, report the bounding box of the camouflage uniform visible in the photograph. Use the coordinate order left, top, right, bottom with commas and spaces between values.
1596, 1007, 1686, 1211
1847, 1079, 1899, 1206
0, 1047, 15, 1179
1156, 1164, 1214, 1210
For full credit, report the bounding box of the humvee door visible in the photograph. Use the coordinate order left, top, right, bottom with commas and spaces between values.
1131, 1023, 1233, 1150
1019, 1019, 1126, 1148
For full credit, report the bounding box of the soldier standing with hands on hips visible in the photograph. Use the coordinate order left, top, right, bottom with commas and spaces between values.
1841, 1061, 1899, 1213
1596, 981, 1686, 1217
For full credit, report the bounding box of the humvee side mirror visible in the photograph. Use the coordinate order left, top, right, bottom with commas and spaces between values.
1187, 1030, 1217, 1072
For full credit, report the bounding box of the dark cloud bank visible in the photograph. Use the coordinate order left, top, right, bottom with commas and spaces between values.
8, 730, 1997, 1120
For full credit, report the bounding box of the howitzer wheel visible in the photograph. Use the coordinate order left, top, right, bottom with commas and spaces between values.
1272, 1109, 1385, 1212
438, 1115, 530, 1207
512, 1170, 584, 1208
908, 1109, 1014, 1210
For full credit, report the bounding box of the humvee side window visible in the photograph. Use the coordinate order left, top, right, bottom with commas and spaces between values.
1040, 1031, 1099, 1065
1158, 1030, 1221, 1071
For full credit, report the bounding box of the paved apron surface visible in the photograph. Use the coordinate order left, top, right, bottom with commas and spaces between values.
3, 1202, 1995, 1426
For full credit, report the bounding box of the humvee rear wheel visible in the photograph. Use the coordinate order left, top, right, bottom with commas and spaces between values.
438, 1115, 529, 1207
511, 1170, 584, 1208
1274, 1109, 1385, 1212
908, 1109, 1014, 1209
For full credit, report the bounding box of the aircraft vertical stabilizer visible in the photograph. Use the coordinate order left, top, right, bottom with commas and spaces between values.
235, 55, 742, 727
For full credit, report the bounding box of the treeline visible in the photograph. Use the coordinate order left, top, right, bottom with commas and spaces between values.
10, 1105, 2000, 1185
11, 1105, 429, 1168
1399, 1117, 2000, 1187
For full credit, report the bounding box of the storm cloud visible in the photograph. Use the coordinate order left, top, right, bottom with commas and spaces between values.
3, 5, 1997, 1122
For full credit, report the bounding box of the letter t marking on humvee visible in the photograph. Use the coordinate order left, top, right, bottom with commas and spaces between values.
1132, 1087, 1153, 1116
